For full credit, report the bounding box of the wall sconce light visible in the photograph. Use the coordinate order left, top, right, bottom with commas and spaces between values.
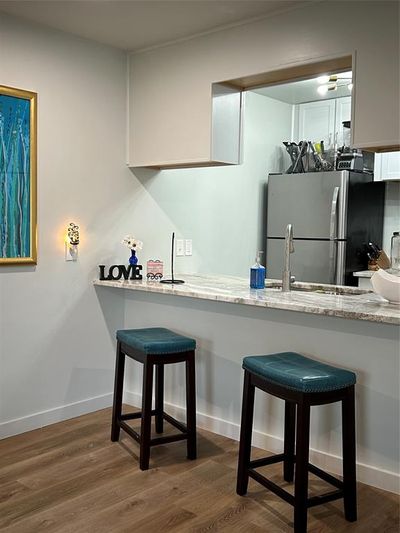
65, 222, 80, 261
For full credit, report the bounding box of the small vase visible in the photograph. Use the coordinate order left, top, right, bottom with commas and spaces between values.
129, 249, 138, 265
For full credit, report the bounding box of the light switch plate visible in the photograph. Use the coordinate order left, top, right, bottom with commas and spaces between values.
176, 239, 184, 256
185, 239, 192, 256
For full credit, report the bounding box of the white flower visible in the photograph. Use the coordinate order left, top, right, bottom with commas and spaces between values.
121, 235, 143, 250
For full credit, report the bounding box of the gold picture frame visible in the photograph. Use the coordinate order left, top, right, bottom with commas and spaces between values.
0, 85, 37, 265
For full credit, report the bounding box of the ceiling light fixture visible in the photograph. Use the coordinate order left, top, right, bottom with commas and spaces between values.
317, 73, 352, 96
317, 75, 330, 84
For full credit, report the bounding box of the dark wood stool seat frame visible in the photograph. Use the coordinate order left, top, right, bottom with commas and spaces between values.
237, 370, 357, 533
111, 340, 196, 470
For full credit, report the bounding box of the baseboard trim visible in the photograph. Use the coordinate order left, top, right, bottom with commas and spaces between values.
123, 391, 400, 495
2, 391, 398, 494
0, 393, 113, 440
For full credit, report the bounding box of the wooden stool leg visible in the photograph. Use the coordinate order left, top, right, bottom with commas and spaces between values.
236, 370, 255, 496
283, 400, 296, 482
342, 385, 357, 522
111, 341, 125, 442
186, 351, 197, 460
139, 361, 154, 470
155, 364, 164, 434
294, 400, 310, 533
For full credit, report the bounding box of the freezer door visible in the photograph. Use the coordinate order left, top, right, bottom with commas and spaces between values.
266, 238, 343, 284
267, 172, 348, 239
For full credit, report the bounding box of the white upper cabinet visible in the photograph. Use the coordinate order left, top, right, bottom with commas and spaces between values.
127, 1, 398, 169
127, 71, 241, 168
295, 97, 351, 148
297, 100, 336, 146
374, 152, 400, 181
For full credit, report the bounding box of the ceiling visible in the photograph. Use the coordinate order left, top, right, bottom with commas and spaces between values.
0, 0, 307, 52
253, 72, 353, 104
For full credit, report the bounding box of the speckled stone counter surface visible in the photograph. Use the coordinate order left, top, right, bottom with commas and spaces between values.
94, 274, 400, 325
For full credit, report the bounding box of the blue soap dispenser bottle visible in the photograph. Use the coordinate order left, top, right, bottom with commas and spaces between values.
250, 251, 266, 289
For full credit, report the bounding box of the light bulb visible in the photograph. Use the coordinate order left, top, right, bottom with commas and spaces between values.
317, 75, 330, 84
317, 85, 328, 95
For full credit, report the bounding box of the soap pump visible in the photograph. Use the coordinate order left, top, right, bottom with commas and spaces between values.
250, 251, 266, 289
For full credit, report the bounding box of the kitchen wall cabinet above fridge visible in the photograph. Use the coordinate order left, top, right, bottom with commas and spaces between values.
374, 152, 400, 181
294, 97, 352, 148
127, 2, 399, 170
293, 97, 399, 181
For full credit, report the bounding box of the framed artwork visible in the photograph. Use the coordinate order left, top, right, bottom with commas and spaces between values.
0, 85, 37, 265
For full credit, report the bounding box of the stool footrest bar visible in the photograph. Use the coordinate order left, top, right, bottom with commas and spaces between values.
249, 453, 286, 469
307, 489, 344, 508
150, 433, 188, 446
121, 410, 157, 421
308, 463, 344, 489
119, 421, 188, 447
163, 412, 187, 434
248, 469, 295, 506
120, 421, 140, 443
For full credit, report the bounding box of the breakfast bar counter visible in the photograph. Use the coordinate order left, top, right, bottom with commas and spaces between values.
94, 273, 400, 325
94, 273, 399, 494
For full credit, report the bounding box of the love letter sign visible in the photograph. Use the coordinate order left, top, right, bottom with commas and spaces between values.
99, 264, 143, 281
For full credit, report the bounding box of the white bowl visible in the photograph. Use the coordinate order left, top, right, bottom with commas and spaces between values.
371, 269, 400, 304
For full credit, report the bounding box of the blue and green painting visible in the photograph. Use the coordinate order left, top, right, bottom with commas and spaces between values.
0, 94, 31, 259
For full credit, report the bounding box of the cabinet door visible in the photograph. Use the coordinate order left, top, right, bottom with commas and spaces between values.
335, 96, 352, 146
374, 152, 400, 181
298, 99, 336, 147
381, 152, 400, 180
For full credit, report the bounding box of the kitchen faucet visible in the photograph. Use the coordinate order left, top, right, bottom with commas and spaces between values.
282, 224, 295, 292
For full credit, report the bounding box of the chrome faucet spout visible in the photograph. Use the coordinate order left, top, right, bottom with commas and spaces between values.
282, 224, 295, 292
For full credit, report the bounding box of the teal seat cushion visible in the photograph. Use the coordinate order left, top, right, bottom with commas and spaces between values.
116, 327, 196, 355
243, 352, 356, 393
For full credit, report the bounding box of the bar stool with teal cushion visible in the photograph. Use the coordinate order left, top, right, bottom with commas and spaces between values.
111, 327, 197, 470
236, 352, 357, 533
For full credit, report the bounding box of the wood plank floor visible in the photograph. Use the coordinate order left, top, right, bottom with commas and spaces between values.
0, 407, 398, 532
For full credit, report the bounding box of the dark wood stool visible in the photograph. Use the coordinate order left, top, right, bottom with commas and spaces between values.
236, 352, 357, 533
111, 327, 197, 470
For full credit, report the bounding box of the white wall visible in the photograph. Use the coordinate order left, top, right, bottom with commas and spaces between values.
131, 92, 292, 277
0, 14, 135, 435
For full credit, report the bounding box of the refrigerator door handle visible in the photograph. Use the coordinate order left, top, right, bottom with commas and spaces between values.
329, 186, 340, 284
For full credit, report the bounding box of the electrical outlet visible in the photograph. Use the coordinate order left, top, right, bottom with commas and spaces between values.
185, 239, 192, 256
176, 239, 184, 256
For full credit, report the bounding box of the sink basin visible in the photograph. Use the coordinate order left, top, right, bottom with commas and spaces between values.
265, 281, 370, 296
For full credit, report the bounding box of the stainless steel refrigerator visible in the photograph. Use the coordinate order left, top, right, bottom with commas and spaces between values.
266, 171, 385, 285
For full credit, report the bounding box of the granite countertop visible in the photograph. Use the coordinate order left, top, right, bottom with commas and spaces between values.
94, 274, 400, 325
